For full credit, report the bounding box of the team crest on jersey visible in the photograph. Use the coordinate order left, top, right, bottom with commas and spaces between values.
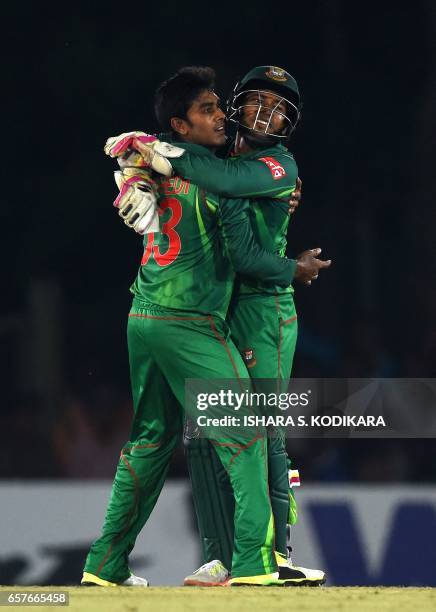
259, 156, 287, 180
265, 66, 288, 82
242, 348, 257, 368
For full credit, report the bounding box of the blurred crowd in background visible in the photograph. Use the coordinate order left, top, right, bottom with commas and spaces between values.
1, 293, 435, 482
2, 380, 435, 482
1, 1, 435, 482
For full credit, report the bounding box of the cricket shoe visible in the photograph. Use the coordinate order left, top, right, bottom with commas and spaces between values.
276, 551, 326, 586
81, 571, 149, 587
228, 571, 279, 586
183, 560, 229, 586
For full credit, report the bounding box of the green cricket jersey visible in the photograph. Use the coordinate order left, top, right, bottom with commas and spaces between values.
130, 142, 296, 320
170, 143, 298, 295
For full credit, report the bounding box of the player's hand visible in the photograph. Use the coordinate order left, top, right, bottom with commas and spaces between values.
117, 147, 151, 170
104, 131, 155, 160
288, 177, 302, 215
104, 131, 185, 177
133, 137, 185, 177
113, 167, 159, 235
294, 248, 331, 286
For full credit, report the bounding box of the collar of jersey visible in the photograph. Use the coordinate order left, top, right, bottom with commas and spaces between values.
229, 142, 289, 161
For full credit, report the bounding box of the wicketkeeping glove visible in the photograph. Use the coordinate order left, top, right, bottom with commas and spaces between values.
113, 167, 160, 235
104, 131, 185, 177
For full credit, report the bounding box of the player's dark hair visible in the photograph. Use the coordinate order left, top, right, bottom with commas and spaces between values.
154, 66, 216, 134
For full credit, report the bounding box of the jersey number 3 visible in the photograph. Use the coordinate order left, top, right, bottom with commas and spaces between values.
141, 197, 182, 267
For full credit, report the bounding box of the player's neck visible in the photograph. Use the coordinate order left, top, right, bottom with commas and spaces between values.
177, 134, 218, 152
234, 132, 254, 155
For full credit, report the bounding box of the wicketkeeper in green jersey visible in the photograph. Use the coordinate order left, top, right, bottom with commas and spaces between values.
180, 67, 329, 587
82, 67, 319, 588
115, 66, 330, 586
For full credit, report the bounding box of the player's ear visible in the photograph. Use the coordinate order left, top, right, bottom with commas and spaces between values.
171, 117, 189, 136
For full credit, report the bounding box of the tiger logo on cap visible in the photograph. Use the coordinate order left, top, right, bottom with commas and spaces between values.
265, 66, 288, 82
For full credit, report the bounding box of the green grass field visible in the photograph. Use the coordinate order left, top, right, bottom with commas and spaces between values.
1, 586, 436, 612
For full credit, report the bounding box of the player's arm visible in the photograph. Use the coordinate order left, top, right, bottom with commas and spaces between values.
104, 132, 297, 198
171, 151, 298, 199
217, 197, 331, 286
217, 196, 296, 286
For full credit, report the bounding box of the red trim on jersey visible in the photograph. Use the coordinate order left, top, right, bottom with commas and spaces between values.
95, 440, 165, 577
95, 544, 113, 577
129, 312, 243, 383
283, 315, 298, 325
96, 448, 140, 577
120, 449, 140, 486
129, 311, 245, 390
274, 295, 282, 378
128, 313, 209, 321
124, 442, 162, 450
274, 297, 298, 380
210, 434, 262, 463
228, 434, 263, 466
258, 157, 287, 180
211, 435, 275, 560
207, 315, 244, 388
210, 438, 257, 450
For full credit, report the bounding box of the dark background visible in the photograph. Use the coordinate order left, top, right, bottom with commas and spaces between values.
1, 1, 435, 481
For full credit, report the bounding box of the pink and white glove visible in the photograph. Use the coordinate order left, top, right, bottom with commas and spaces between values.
104, 131, 157, 161
104, 131, 185, 177
113, 167, 159, 235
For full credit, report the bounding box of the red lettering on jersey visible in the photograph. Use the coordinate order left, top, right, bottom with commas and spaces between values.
141, 233, 155, 266
160, 178, 172, 194
182, 179, 190, 195
258, 157, 287, 180
154, 198, 182, 266
140, 197, 182, 267
161, 177, 190, 195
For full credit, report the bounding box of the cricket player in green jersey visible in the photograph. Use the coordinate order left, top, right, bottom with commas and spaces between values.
83, 67, 314, 588
121, 66, 329, 586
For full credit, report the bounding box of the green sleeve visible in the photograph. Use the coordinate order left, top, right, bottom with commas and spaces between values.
171, 151, 298, 199
216, 197, 296, 286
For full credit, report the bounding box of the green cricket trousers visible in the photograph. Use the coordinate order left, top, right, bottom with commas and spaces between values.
84, 299, 277, 581
186, 292, 298, 567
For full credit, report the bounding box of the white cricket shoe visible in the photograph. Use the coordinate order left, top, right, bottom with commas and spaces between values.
81, 571, 149, 587
122, 574, 149, 586
183, 559, 229, 586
